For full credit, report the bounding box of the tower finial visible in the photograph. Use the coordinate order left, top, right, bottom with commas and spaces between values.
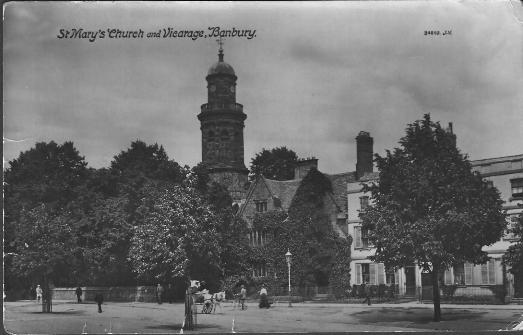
216, 36, 224, 62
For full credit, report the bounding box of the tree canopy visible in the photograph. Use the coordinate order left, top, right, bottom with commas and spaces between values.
249, 147, 298, 181
128, 184, 222, 290
360, 114, 505, 321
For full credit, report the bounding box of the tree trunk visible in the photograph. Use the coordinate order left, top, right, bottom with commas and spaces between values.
432, 263, 441, 322
41, 275, 52, 313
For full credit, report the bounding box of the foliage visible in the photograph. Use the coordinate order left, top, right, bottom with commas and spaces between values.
440, 284, 458, 299
9, 205, 77, 286
4, 141, 88, 252
70, 195, 135, 286
111, 140, 185, 186
503, 211, 523, 275
249, 168, 349, 291
360, 114, 505, 321
4, 141, 89, 298
128, 184, 222, 290
249, 146, 298, 181
4, 141, 88, 209
328, 237, 352, 298
287, 168, 340, 287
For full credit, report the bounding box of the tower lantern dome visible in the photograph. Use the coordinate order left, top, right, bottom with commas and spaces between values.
207, 45, 236, 76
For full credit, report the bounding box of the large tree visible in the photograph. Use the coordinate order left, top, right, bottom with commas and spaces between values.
249, 147, 298, 181
4, 141, 88, 237
361, 114, 505, 321
4, 141, 89, 303
128, 184, 222, 290
9, 205, 77, 312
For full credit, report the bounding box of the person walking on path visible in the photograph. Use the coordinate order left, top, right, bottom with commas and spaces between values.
35, 285, 43, 302
75, 286, 82, 303
239, 285, 247, 310
156, 284, 164, 304
259, 284, 270, 308
362, 282, 372, 306
94, 292, 104, 313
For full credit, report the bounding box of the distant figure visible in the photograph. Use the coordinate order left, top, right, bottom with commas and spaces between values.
75, 286, 82, 303
166, 284, 174, 303
94, 292, 104, 313
259, 284, 270, 308
156, 284, 164, 304
239, 285, 247, 310
362, 282, 371, 306
36, 285, 43, 302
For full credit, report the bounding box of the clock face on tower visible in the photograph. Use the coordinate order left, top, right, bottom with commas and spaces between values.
210, 85, 216, 92
230, 86, 235, 93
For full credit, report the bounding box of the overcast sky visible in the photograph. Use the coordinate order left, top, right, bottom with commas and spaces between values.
3, 1, 523, 174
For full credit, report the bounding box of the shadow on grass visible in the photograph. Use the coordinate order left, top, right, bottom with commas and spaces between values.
26, 310, 86, 315
353, 308, 488, 324
146, 323, 219, 330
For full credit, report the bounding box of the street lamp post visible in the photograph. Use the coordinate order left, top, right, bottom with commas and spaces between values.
285, 249, 292, 307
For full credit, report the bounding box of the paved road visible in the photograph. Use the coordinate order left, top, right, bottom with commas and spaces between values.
3, 300, 522, 333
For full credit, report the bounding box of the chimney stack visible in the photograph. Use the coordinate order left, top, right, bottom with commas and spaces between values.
356, 131, 373, 179
294, 157, 318, 179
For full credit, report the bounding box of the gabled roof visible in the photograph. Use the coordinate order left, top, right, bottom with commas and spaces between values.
239, 171, 357, 217
263, 178, 302, 210
239, 176, 301, 216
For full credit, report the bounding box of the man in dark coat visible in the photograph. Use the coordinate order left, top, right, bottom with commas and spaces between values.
75, 286, 82, 303
94, 292, 104, 313
362, 282, 371, 306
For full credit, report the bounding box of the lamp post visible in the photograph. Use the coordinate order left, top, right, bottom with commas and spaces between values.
285, 249, 292, 307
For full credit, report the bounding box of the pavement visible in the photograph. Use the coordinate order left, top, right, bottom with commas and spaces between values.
3, 299, 523, 333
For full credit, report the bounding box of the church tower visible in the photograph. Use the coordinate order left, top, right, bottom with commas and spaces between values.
198, 41, 248, 200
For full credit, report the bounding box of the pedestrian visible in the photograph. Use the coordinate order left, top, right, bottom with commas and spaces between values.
156, 283, 164, 304
94, 292, 104, 313
35, 285, 43, 302
239, 284, 247, 310
75, 286, 82, 303
259, 284, 270, 308
166, 283, 174, 303
362, 281, 371, 306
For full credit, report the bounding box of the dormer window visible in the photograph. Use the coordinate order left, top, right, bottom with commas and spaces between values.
256, 200, 267, 212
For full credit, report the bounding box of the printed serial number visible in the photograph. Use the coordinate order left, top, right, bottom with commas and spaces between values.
424, 30, 452, 36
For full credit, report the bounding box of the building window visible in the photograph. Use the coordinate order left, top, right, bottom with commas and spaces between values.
361, 264, 370, 283
504, 214, 520, 240
256, 201, 267, 212
354, 226, 371, 248
511, 178, 523, 198
253, 264, 267, 278
249, 230, 270, 247
385, 269, 396, 285
453, 264, 466, 285
355, 263, 383, 285
360, 196, 369, 210
481, 260, 496, 285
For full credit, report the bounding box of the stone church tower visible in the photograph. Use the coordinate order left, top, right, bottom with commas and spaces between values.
198, 44, 248, 200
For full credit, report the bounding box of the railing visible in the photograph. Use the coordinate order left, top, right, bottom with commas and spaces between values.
200, 103, 243, 113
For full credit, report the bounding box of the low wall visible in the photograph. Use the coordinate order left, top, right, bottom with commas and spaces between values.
53, 286, 158, 302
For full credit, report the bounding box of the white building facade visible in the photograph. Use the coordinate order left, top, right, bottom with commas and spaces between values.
347, 154, 523, 302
